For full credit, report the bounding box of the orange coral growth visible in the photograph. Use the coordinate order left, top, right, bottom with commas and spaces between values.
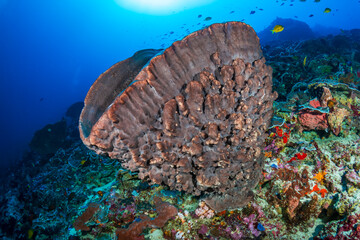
313, 171, 327, 183
264, 151, 272, 158
327, 98, 337, 109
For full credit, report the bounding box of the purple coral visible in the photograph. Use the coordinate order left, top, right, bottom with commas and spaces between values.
243, 214, 261, 237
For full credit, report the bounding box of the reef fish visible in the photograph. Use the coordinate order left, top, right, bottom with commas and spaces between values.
324, 8, 331, 13
271, 25, 284, 34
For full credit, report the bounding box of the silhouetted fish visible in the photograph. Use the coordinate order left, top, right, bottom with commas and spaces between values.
250, 10, 255, 14
198, 14, 202, 18
204, 17, 212, 21
309, 14, 314, 17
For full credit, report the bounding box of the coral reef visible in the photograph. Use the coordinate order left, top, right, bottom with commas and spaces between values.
2, 23, 360, 240
79, 22, 277, 211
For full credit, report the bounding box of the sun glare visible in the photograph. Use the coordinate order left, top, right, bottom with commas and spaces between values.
115, 0, 213, 15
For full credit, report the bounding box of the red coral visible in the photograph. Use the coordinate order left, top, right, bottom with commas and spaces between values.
287, 152, 307, 163
295, 152, 307, 160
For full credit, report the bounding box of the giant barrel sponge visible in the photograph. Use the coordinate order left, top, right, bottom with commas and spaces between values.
79, 22, 277, 211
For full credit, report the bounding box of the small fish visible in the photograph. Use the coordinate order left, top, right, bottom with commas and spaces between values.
271, 163, 278, 169
309, 14, 314, 17
28, 229, 34, 239
230, 11, 235, 14
271, 25, 284, 34
80, 160, 86, 165
250, 10, 255, 14
198, 14, 202, 18
303, 56, 307, 67
280, 2, 284, 6
314, 0, 320, 2
204, 16, 212, 21
257, 223, 266, 231
324, 8, 331, 13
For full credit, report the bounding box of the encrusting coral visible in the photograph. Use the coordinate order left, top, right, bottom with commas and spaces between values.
79, 22, 277, 211
115, 197, 177, 239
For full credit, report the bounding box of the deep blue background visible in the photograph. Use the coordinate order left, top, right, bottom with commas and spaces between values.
0, 0, 359, 171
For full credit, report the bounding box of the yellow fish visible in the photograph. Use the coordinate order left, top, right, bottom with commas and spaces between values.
303, 56, 307, 67
271, 25, 284, 34
28, 229, 34, 239
324, 8, 331, 13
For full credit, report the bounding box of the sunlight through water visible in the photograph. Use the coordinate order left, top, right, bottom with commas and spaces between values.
114, 0, 214, 15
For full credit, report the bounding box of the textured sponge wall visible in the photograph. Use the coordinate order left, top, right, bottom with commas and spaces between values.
79, 22, 277, 211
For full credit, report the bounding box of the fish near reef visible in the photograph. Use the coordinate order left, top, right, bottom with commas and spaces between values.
271, 25, 284, 34
324, 8, 331, 13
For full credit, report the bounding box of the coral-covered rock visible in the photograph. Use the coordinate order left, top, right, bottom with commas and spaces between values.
319, 87, 333, 108
298, 99, 329, 131
327, 107, 350, 136
116, 197, 177, 239
79, 22, 277, 211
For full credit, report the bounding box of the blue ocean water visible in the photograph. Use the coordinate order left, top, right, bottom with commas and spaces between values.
1, 0, 360, 239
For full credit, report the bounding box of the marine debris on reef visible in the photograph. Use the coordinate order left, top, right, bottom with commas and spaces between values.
79, 22, 277, 212
1, 25, 360, 240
